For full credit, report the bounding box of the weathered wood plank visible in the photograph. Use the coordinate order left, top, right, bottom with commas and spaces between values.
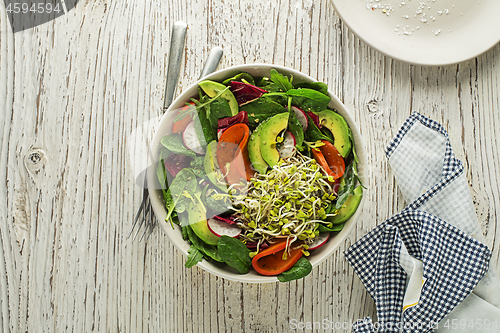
0, 0, 499, 332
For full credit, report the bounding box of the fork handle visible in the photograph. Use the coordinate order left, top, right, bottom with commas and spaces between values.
199, 47, 223, 79
163, 21, 187, 111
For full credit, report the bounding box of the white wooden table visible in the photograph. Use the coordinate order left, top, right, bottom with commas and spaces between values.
1, 0, 499, 332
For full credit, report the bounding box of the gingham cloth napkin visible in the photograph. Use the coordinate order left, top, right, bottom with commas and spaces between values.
345, 113, 500, 333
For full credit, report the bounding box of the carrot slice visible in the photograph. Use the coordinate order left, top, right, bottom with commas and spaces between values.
171, 103, 195, 133
311, 148, 334, 177
217, 123, 255, 186
311, 140, 345, 180
252, 239, 303, 276
318, 140, 345, 179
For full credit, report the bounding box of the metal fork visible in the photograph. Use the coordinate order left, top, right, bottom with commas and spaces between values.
129, 21, 187, 241
129, 36, 224, 241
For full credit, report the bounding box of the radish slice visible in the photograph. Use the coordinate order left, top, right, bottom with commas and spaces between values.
292, 106, 308, 130
278, 131, 296, 159
207, 218, 242, 237
309, 232, 330, 250
183, 121, 205, 155
217, 128, 224, 140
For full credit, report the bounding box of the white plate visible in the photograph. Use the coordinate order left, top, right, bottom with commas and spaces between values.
331, 0, 500, 65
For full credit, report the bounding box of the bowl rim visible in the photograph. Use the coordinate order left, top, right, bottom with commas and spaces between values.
147, 63, 367, 283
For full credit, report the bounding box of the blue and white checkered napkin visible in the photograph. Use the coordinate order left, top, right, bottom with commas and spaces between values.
345, 113, 500, 333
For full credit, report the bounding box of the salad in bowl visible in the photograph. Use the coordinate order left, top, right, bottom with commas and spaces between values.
148, 64, 365, 283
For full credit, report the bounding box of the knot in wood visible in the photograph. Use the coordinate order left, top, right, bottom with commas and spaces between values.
24, 148, 47, 177
367, 99, 379, 113
29, 152, 42, 164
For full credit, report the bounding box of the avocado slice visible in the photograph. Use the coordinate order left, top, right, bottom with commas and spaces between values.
203, 140, 228, 191
189, 199, 220, 245
316, 110, 352, 158
199, 80, 239, 116
247, 125, 269, 174
328, 185, 363, 224
259, 113, 289, 167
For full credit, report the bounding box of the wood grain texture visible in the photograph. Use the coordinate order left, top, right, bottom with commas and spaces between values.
1, 0, 499, 332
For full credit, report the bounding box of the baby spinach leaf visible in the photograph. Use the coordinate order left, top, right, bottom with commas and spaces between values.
335, 161, 357, 209
190, 167, 207, 179
321, 126, 335, 143
287, 88, 331, 113
187, 157, 207, 180
174, 198, 187, 214
185, 246, 204, 268
294, 82, 329, 96
242, 97, 286, 129
205, 194, 228, 211
157, 151, 178, 223
222, 72, 255, 85
318, 223, 346, 232
208, 98, 233, 129
270, 69, 293, 92
217, 235, 252, 274
205, 194, 232, 217
288, 107, 304, 147
161, 134, 197, 157
191, 113, 211, 146
190, 156, 205, 169
186, 226, 223, 262
164, 168, 198, 225
277, 257, 312, 282
304, 114, 332, 143
254, 76, 275, 91
181, 226, 189, 241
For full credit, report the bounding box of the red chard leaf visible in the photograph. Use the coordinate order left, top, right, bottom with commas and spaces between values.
229, 81, 267, 106
217, 111, 249, 131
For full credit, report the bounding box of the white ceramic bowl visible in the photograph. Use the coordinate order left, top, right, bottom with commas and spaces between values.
148, 64, 366, 283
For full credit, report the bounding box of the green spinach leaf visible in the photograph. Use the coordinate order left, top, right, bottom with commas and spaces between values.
288, 107, 305, 147
181, 226, 189, 241
161, 134, 197, 157
270, 69, 293, 92
188, 157, 207, 179
205, 193, 232, 217
208, 98, 233, 129
287, 88, 331, 113
335, 161, 357, 209
321, 126, 335, 142
190, 156, 205, 169
277, 257, 312, 282
165, 168, 198, 225
192, 115, 209, 147
242, 97, 286, 129
157, 150, 178, 223
186, 226, 223, 262
254, 76, 275, 91
217, 235, 252, 274
304, 114, 332, 143
294, 82, 329, 95
222, 72, 255, 85
185, 246, 204, 268
318, 223, 346, 233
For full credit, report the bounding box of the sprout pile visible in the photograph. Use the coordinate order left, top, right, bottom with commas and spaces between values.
231, 152, 339, 255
